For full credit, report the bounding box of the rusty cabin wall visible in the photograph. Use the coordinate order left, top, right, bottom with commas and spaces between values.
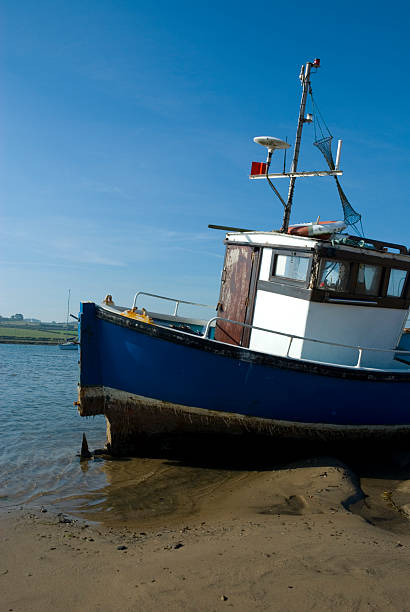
214, 245, 261, 347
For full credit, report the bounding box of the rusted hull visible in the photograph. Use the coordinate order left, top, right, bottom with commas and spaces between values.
79, 385, 410, 455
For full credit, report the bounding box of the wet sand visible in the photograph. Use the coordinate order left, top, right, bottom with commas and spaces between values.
3, 443, 410, 611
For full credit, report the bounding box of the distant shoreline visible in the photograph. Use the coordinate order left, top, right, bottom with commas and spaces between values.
0, 322, 77, 346
0, 339, 66, 345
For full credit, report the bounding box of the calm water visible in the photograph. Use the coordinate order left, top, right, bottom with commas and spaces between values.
0, 344, 245, 526
0, 344, 107, 513
2, 344, 409, 531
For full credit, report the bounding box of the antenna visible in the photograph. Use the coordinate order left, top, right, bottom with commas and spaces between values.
283, 137, 288, 173
208, 224, 253, 232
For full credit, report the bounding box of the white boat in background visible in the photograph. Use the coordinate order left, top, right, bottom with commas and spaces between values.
59, 289, 78, 350
59, 338, 79, 350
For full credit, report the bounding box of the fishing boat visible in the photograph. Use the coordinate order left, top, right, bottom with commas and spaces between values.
77, 59, 410, 454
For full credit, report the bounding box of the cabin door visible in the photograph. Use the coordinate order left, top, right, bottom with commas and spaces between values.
214, 245, 260, 347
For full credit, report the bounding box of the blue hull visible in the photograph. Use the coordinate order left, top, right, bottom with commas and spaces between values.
78, 303, 410, 441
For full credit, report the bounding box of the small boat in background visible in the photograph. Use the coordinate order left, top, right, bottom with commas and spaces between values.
59, 289, 78, 350
59, 337, 79, 350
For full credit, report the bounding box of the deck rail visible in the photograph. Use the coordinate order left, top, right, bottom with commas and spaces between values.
132, 291, 213, 317
203, 316, 410, 369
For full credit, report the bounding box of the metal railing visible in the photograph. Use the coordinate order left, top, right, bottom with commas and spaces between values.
203, 316, 410, 369
132, 291, 213, 317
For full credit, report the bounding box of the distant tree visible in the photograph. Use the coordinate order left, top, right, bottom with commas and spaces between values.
11, 313, 24, 320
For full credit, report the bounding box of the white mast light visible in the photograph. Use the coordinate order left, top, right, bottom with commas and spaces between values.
335, 139, 343, 170
253, 136, 290, 151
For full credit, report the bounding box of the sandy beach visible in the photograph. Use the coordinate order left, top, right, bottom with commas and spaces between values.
3, 451, 410, 612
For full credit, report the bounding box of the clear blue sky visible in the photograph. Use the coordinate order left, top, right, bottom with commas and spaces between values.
1, 0, 409, 321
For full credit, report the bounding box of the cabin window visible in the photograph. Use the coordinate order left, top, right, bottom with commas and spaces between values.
318, 260, 350, 292
387, 268, 407, 297
273, 254, 310, 282
355, 263, 383, 296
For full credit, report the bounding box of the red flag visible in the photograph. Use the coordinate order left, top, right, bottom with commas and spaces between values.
250, 162, 267, 176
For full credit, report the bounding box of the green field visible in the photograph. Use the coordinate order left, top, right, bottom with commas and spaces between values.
0, 323, 78, 344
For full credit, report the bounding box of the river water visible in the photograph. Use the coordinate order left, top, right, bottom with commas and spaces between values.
0, 344, 247, 526
0, 344, 106, 512
2, 343, 410, 531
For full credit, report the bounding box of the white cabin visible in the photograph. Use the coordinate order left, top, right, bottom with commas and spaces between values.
214, 231, 410, 369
